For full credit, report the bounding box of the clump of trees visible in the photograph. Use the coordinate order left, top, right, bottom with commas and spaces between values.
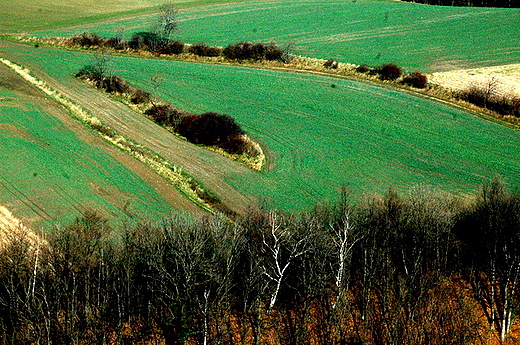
176, 112, 245, 149
354, 63, 429, 88
455, 77, 520, 117
0, 180, 518, 343
400, 71, 428, 88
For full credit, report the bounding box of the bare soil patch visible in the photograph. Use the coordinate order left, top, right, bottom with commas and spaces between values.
429, 64, 520, 97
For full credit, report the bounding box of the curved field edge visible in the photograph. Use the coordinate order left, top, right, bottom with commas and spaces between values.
0, 58, 221, 215
106, 56, 520, 211
28, 0, 520, 73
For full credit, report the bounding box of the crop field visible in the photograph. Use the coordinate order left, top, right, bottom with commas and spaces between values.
0, 62, 195, 228
31, 0, 520, 73
5, 44, 520, 211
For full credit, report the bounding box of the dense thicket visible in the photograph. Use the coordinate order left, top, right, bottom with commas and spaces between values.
1, 181, 519, 343
399, 0, 518, 7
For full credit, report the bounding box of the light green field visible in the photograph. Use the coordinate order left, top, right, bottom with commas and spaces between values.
30, 0, 520, 72
0, 86, 175, 228
0, 0, 247, 33
6, 45, 519, 211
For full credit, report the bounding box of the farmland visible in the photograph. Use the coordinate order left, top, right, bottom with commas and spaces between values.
31, 0, 520, 72
0, 60, 200, 228
3, 42, 519, 212
1, 0, 520, 217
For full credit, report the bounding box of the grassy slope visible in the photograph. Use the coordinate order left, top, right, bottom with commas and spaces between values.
0, 0, 255, 33
30, 0, 520, 72
8, 45, 520, 211
0, 83, 177, 228
114, 59, 520, 210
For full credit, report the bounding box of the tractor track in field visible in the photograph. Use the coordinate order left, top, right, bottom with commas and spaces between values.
0, 41, 258, 216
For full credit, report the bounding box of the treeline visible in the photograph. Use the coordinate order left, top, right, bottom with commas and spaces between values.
1, 180, 519, 344
400, 0, 518, 7
69, 32, 290, 63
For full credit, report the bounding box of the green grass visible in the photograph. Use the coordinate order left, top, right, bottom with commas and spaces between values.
30, 0, 520, 72
0, 87, 174, 228
0, 0, 256, 33
7, 45, 520, 211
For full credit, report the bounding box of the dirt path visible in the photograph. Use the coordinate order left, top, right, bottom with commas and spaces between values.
429, 64, 520, 97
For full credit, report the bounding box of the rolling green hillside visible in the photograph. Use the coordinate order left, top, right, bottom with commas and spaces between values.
5, 45, 519, 211
30, 0, 520, 72
0, 69, 181, 228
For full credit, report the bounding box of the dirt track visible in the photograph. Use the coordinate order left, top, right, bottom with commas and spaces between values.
0, 41, 258, 216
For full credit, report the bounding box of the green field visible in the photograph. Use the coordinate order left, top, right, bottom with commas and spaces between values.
5, 44, 519, 211
0, 85, 176, 228
31, 0, 520, 72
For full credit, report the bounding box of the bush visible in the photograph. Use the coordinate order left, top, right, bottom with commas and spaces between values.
376, 63, 403, 81
145, 104, 184, 126
264, 42, 284, 61
159, 41, 185, 55
324, 59, 339, 69
97, 75, 130, 93
400, 71, 428, 88
188, 43, 222, 57
129, 32, 167, 51
105, 37, 127, 50
355, 64, 371, 73
222, 42, 284, 61
176, 112, 244, 147
71, 33, 105, 47
75, 65, 103, 82
130, 89, 152, 104
218, 134, 248, 154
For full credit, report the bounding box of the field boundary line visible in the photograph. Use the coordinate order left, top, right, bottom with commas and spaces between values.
0, 57, 219, 214
13, 34, 519, 131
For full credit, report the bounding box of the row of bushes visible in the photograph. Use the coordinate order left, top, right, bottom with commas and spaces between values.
354, 62, 429, 88
455, 83, 520, 117
75, 65, 254, 155
69, 32, 289, 62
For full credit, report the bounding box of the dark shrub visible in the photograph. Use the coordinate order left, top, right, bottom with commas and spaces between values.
265, 42, 284, 61
223, 42, 269, 61
176, 114, 201, 141
129, 32, 167, 51
97, 75, 130, 93
177, 112, 244, 146
145, 104, 184, 126
355, 64, 371, 73
457, 85, 489, 108
105, 37, 127, 50
159, 41, 185, 55
324, 59, 339, 69
72, 33, 105, 47
188, 43, 222, 57
76, 65, 103, 82
376, 63, 403, 81
218, 134, 247, 154
130, 89, 152, 104
400, 71, 428, 88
